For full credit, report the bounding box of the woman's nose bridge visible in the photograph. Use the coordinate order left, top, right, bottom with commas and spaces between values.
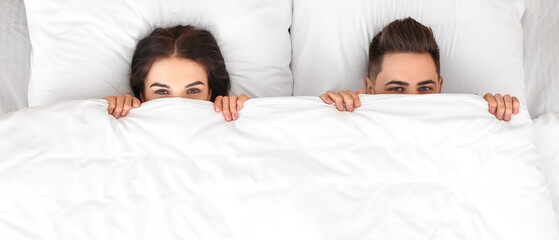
170, 91, 185, 98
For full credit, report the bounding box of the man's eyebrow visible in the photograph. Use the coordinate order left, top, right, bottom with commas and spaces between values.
150, 83, 169, 88
384, 80, 409, 86
185, 81, 204, 88
417, 80, 436, 86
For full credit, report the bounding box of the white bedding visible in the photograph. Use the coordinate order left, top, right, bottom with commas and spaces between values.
0, 95, 557, 239
533, 112, 559, 224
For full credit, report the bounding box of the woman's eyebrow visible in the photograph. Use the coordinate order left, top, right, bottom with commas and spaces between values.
384, 80, 409, 86
185, 81, 204, 88
150, 83, 169, 88
417, 80, 436, 86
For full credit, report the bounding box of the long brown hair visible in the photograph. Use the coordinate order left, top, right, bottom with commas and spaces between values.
368, 17, 440, 83
130, 25, 230, 102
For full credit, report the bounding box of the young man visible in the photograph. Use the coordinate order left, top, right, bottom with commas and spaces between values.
319, 17, 520, 122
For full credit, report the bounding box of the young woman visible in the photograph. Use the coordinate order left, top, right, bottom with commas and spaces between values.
104, 25, 248, 122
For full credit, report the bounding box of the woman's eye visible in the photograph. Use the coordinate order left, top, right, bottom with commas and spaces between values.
155, 89, 168, 95
418, 87, 432, 91
187, 88, 201, 94
391, 87, 404, 92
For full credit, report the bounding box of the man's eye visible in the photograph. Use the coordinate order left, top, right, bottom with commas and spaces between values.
155, 89, 168, 95
187, 88, 200, 94
418, 87, 432, 91
391, 87, 404, 92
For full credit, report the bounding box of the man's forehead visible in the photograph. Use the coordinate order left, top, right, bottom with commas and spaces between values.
374, 52, 438, 85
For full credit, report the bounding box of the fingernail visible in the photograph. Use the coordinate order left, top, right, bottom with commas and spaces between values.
233, 113, 237, 120
237, 105, 241, 111
491, 108, 496, 113
226, 115, 231, 121
355, 101, 360, 107
498, 113, 503, 119
506, 114, 511, 121
337, 104, 343, 110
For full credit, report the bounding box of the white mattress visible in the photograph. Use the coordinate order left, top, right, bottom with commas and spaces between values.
0, 95, 557, 239
0, 0, 30, 115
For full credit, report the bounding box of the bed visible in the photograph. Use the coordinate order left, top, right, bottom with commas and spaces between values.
1, 0, 558, 239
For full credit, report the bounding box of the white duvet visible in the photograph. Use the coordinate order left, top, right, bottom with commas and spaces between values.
534, 113, 559, 226
0, 95, 557, 240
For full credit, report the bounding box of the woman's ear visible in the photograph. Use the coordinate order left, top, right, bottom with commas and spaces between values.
438, 76, 444, 93
364, 77, 375, 94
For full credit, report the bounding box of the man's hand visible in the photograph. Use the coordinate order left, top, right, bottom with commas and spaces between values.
319, 89, 363, 112
103, 94, 141, 119
483, 93, 520, 122
214, 94, 250, 122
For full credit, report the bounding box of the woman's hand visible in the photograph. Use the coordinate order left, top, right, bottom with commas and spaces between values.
319, 89, 364, 112
214, 94, 250, 122
483, 93, 520, 122
103, 94, 141, 119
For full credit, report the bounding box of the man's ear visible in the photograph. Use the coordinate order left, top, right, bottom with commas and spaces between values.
438, 76, 444, 93
365, 77, 375, 94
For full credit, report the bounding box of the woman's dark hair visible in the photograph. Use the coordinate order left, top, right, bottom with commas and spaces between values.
130, 25, 230, 102
368, 17, 440, 83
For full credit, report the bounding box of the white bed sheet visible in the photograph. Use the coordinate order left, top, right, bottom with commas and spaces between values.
0, 95, 557, 239
533, 112, 559, 225
0, 0, 30, 115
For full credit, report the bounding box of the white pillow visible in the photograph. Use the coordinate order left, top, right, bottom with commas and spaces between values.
23, 0, 293, 106
291, 0, 526, 101
0, 0, 30, 115
522, 0, 559, 118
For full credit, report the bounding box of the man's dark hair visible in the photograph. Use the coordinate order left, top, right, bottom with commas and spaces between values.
368, 17, 440, 83
130, 25, 230, 102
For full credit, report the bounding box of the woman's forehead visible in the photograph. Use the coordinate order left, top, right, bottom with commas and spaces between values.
146, 57, 208, 86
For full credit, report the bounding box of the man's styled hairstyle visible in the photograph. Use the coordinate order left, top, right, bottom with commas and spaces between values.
368, 17, 440, 83
130, 25, 230, 102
